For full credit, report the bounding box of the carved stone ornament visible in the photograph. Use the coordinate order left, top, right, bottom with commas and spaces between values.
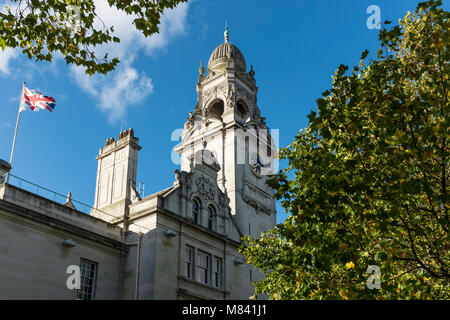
184, 111, 195, 129
226, 85, 236, 110
242, 184, 274, 215
196, 176, 216, 201
174, 169, 191, 186
218, 193, 230, 207
202, 83, 227, 108
130, 181, 141, 203
203, 88, 215, 103
182, 171, 191, 185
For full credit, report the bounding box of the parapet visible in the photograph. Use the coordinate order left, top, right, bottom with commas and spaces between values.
99, 128, 141, 157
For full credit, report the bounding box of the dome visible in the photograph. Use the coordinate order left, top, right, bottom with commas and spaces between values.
207, 27, 246, 72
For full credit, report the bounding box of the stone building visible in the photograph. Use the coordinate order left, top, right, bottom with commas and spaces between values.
0, 29, 277, 300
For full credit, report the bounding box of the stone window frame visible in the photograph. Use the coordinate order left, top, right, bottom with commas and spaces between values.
185, 246, 194, 279
184, 244, 224, 289
207, 205, 218, 232
207, 98, 225, 121
236, 99, 251, 123
76, 258, 98, 300
192, 197, 202, 225
196, 249, 211, 285
213, 256, 223, 289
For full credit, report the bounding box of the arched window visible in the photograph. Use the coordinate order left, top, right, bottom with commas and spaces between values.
207, 206, 216, 231
193, 199, 201, 224
236, 100, 250, 123
208, 99, 224, 121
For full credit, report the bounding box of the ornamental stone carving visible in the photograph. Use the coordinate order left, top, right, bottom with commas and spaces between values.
130, 181, 141, 203
226, 85, 236, 110
203, 87, 215, 103
218, 193, 230, 207
174, 169, 191, 185
184, 111, 195, 129
196, 176, 215, 201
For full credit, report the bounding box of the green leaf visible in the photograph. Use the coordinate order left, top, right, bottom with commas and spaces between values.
241, 0, 450, 300
360, 49, 369, 60
0, 0, 189, 75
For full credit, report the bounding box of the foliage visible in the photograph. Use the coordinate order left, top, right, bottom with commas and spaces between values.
241, 0, 449, 300
0, 0, 187, 75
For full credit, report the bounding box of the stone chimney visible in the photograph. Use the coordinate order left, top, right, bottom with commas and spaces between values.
91, 128, 141, 222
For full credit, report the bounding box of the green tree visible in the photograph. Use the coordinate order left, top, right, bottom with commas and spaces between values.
0, 0, 187, 75
241, 0, 449, 300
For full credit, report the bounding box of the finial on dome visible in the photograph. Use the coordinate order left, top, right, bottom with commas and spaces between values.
224, 20, 229, 43
249, 65, 255, 78
199, 60, 205, 75
198, 60, 205, 82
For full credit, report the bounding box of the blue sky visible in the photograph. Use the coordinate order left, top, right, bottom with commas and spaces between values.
1, 0, 447, 224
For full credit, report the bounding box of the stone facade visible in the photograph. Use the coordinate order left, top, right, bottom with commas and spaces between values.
0, 184, 126, 299
0, 31, 275, 300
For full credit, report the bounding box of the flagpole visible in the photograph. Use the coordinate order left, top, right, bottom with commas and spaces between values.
7, 82, 25, 184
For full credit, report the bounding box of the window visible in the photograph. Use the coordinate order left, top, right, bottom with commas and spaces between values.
207, 206, 216, 231
185, 246, 194, 279
266, 131, 272, 157
209, 99, 224, 121
77, 259, 97, 300
236, 101, 250, 122
214, 257, 222, 288
193, 199, 201, 224
196, 251, 211, 285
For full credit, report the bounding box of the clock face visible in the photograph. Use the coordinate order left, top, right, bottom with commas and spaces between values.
251, 163, 262, 177
250, 154, 263, 177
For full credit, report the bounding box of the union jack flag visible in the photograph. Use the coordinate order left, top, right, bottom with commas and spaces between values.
19, 86, 56, 113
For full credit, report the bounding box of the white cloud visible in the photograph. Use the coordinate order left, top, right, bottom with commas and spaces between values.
71, 1, 189, 122
0, 0, 189, 122
0, 48, 19, 75
90, 0, 189, 56
73, 59, 154, 123
0, 1, 21, 75
89, 0, 189, 57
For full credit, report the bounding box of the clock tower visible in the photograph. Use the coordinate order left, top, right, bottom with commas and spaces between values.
174, 27, 277, 237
